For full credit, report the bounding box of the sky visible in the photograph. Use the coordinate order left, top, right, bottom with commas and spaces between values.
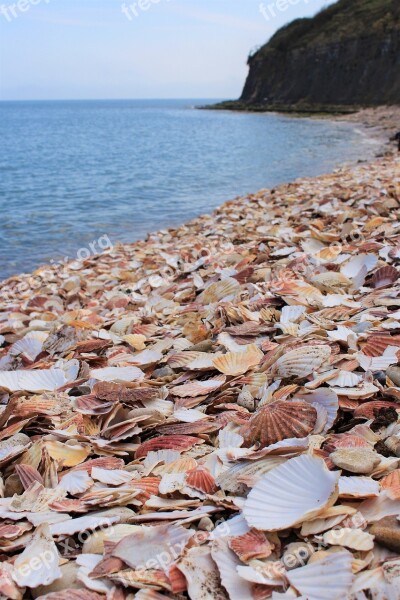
0, 0, 334, 101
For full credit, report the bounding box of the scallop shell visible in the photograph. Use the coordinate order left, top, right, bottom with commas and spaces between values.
228, 529, 274, 562
372, 265, 399, 288
135, 435, 202, 459
354, 401, 399, 420
0, 368, 68, 392
274, 345, 331, 378
241, 401, 317, 448
177, 546, 227, 600
170, 375, 226, 397
361, 334, 400, 357
213, 345, 264, 376
338, 476, 380, 499
90, 366, 144, 383
297, 387, 338, 432
211, 538, 253, 600
286, 551, 354, 600
327, 370, 363, 388
10, 331, 48, 361
45, 441, 91, 467
186, 467, 217, 494
13, 524, 61, 589
198, 277, 241, 304
323, 527, 375, 551
380, 469, 400, 500
243, 455, 339, 531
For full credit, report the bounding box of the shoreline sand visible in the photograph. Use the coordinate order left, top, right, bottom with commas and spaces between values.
0, 114, 399, 598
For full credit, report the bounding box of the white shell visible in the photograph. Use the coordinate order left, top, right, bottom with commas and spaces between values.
90, 366, 144, 382
327, 370, 363, 388
10, 331, 48, 361
338, 476, 380, 499
275, 345, 331, 378
323, 527, 375, 551
211, 538, 253, 600
58, 470, 93, 495
0, 368, 69, 392
13, 524, 61, 588
287, 551, 354, 600
243, 455, 339, 531
177, 546, 228, 600
297, 388, 338, 432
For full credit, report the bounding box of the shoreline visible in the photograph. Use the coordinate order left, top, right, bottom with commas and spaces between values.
0, 106, 398, 287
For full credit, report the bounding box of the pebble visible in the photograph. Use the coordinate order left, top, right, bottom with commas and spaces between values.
330, 448, 381, 474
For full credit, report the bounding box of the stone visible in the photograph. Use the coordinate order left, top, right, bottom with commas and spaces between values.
370, 516, 400, 553
330, 448, 381, 474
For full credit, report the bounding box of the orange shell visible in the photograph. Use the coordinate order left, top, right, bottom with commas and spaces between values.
135, 435, 202, 459
324, 434, 372, 453
361, 334, 400, 357
371, 265, 399, 289
70, 457, 125, 474
15, 464, 43, 490
168, 565, 187, 594
228, 529, 274, 562
380, 469, 400, 499
241, 400, 317, 448
186, 467, 218, 494
354, 401, 399, 420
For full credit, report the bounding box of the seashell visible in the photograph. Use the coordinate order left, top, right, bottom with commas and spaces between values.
274, 345, 331, 378
10, 331, 48, 361
90, 366, 144, 382
45, 441, 91, 467
286, 551, 354, 600
354, 401, 399, 420
211, 538, 253, 600
213, 344, 263, 376
241, 401, 317, 448
325, 434, 373, 451
311, 271, 352, 291
228, 529, 274, 562
177, 546, 227, 600
297, 387, 338, 433
170, 375, 226, 397
186, 467, 217, 494
327, 370, 362, 388
330, 448, 381, 474
357, 346, 399, 372
243, 455, 339, 531
13, 524, 61, 588
57, 470, 93, 495
135, 435, 202, 459
380, 469, 400, 500
341, 254, 378, 278
361, 334, 400, 357
198, 277, 241, 304
323, 527, 374, 550
0, 368, 69, 393
371, 266, 399, 289
330, 381, 379, 399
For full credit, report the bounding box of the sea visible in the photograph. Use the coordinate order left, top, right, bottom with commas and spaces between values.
0, 99, 378, 280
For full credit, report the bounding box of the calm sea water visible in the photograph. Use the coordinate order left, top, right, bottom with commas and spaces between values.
0, 99, 376, 279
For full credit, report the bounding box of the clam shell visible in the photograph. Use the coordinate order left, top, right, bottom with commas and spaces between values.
213, 344, 263, 376
177, 546, 227, 600
243, 455, 339, 531
275, 345, 331, 378
241, 400, 317, 448
286, 551, 354, 600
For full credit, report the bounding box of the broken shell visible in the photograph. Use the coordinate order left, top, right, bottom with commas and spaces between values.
330, 449, 381, 474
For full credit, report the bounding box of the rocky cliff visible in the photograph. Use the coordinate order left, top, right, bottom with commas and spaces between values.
220, 0, 400, 113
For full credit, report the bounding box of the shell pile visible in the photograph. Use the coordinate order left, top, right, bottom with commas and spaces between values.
0, 156, 400, 599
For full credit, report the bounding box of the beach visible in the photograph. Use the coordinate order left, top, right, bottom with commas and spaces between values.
0, 113, 399, 597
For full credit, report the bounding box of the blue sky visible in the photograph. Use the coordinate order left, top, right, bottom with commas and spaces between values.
0, 0, 334, 100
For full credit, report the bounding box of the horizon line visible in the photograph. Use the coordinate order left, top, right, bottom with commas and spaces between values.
0, 97, 226, 103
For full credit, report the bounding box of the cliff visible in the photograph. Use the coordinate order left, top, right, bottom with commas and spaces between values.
217, 0, 400, 113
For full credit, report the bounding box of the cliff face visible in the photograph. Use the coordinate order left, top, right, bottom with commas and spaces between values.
239, 0, 400, 110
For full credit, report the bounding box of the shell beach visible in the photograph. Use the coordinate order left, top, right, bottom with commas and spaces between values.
0, 154, 400, 599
